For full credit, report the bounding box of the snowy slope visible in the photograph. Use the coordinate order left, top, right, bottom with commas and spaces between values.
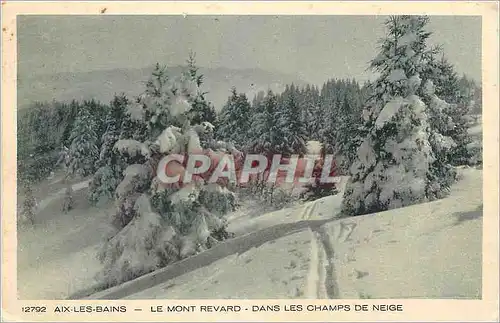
86, 168, 482, 300
327, 167, 482, 299
18, 175, 348, 300
227, 176, 350, 236
17, 181, 113, 299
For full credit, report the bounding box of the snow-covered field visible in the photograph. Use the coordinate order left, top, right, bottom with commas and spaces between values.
17, 180, 113, 299
16, 120, 483, 300
85, 167, 482, 300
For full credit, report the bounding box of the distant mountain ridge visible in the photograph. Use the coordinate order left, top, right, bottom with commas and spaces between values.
17, 65, 308, 111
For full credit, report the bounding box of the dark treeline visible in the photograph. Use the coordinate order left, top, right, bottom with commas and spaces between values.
216, 80, 370, 174
17, 99, 108, 183
215, 71, 481, 174
17, 71, 481, 185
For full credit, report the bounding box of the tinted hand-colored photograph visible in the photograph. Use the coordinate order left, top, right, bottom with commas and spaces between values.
15, 13, 484, 301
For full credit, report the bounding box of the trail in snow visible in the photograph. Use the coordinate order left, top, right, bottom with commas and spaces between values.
313, 227, 339, 298
84, 217, 337, 299
228, 176, 349, 235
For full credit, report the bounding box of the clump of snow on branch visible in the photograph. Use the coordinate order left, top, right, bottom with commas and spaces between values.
170, 95, 192, 117
114, 139, 150, 158
126, 101, 146, 122
155, 126, 182, 154
388, 69, 407, 82
375, 97, 404, 129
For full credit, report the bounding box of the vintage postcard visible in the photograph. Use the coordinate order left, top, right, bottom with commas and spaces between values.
1, 1, 499, 322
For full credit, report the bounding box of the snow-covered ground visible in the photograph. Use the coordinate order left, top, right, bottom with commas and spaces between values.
330, 167, 482, 299
17, 119, 483, 300
17, 167, 482, 300
84, 167, 481, 300
17, 180, 113, 299
17, 175, 349, 300
227, 176, 349, 235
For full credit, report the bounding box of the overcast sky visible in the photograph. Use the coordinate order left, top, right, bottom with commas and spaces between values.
18, 15, 481, 85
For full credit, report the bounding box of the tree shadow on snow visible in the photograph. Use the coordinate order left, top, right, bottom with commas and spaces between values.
453, 204, 483, 226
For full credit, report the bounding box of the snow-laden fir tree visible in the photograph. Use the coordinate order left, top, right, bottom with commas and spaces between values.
17, 102, 67, 183
299, 84, 322, 140
420, 79, 458, 191
316, 79, 367, 159
342, 81, 367, 173
184, 53, 217, 125
421, 53, 474, 166
317, 98, 338, 155
55, 144, 71, 173
449, 74, 476, 165
216, 88, 252, 148
275, 85, 308, 157
333, 92, 364, 174
251, 90, 266, 111
97, 95, 129, 167
248, 90, 279, 155
96, 59, 238, 287
88, 94, 129, 205
67, 106, 100, 179
341, 15, 451, 216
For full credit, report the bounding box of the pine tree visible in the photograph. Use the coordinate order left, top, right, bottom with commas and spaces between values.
299, 84, 321, 139
61, 100, 81, 147
89, 94, 129, 205
318, 99, 338, 155
334, 91, 361, 174
96, 64, 238, 288
317, 80, 344, 154
251, 91, 266, 110
421, 53, 474, 166
184, 53, 217, 125
249, 90, 279, 155
275, 85, 308, 156
450, 75, 475, 164
138, 63, 175, 138
17, 102, 63, 183
342, 15, 449, 216
216, 88, 238, 142
431, 55, 461, 103
67, 106, 99, 179
97, 95, 128, 167
216, 88, 252, 148
83, 99, 109, 144
421, 78, 458, 192
233, 91, 252, 147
